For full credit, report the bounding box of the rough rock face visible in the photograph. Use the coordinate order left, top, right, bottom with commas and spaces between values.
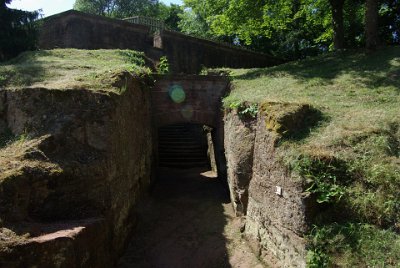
245, 112, 309, 268
224, 111, 256, 216
224, 103, 319, 268
0, 91, 6, 131
0, 219, 109, 268
0, 76, 153, 267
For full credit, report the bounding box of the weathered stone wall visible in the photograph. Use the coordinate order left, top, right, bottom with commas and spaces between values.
0, 76, 153, 266
224, 111, 256, 216
0, 219, 110, 268
156, 30, 282, 74
245, 111, 309, 268
224, 105, 318, 268
39, 10, 151, 51
38, 10, 282, 74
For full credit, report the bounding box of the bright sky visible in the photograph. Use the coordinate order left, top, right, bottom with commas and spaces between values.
8, 0, 183, 17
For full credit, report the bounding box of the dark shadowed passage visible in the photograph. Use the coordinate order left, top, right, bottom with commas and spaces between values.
117, 166, 265, 268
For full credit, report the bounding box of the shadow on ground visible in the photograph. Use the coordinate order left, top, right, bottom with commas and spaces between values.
117, 167, 233, 268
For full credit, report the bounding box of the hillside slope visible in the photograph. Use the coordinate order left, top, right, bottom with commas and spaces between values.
223, 46, 400, 267
0, 49, 152, 91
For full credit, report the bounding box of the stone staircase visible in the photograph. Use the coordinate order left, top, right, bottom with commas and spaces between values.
158, 124, 208, 168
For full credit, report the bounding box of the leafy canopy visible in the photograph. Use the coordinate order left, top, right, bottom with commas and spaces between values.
0, 0, 41, 61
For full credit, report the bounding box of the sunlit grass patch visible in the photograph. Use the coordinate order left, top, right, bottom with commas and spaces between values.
222, 46, 400, 267
0, 49, 152, 92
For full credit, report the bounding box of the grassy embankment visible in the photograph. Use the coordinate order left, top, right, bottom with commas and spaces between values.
223, 46, 400, 267
0, 49, 151, 92
0, 48, 152, 184
0, 48, 151, 147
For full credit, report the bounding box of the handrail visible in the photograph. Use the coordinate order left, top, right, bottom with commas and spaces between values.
123, 16, 165, 32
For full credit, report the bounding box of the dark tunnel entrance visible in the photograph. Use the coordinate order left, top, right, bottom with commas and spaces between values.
157, 123, 217, 172
117, 124, 235, 267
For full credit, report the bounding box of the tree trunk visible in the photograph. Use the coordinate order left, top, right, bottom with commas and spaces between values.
329, 0, 345, 50
365, 0, 379, 51
292, 0, 301, 59
346, 0, 358, 48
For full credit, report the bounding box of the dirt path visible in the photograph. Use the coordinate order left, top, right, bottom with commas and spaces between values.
117, 167, 265, 268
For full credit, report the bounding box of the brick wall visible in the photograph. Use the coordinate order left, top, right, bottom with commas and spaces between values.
39, 10, 151, 51
156, 30, 282, 73
151, 75, 228, 128
38, 10, 282, 73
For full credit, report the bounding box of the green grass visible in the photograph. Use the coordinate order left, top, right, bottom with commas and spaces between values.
307, 223, 400, 267
0, 49, 151, 92
221, 46, 400, 267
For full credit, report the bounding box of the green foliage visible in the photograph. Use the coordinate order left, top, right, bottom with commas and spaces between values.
223, 47, 400, 267
294, 155, 349, 203
182, 0, 331, 57
157, 56, 169, 74
118, 50, 146, 72
306, 225, 330, 267
344, 129, 400, 226
239, 103, 258, 119
73, 0, 113, 16
0, 3, 40, 61
73, 0, 160, 18
228, 101, 258, 119
178, 8, 213, 39
307, 223, 400, 267
181, 0, 399, 58
73, 1, 184, 34
157, 3, 183, 31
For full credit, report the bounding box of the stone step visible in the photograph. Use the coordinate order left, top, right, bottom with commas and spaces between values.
159, 143, 202, 149
159, 161, 208, 168
159, 155, 207, 160
158, 150, 205, 155
158, 123, 208, 169
159, 136, 197, 141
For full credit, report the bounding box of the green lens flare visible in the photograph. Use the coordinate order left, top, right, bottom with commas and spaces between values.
169, 85, 185, 103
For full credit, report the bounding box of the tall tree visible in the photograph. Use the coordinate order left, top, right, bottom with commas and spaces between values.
178, 8, 213, 38
113, 0, 159, 18
73, 0, 159, 18
328, 0, 345, 49
73, 0, 116, 16
0, 0, 40, 61
344, 0, 364, 48
365, 0, 379, 50
158, 3, 183, 31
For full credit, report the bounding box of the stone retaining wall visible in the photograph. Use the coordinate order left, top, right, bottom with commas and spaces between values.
38, 10, 282, 74
0, 75, 153, 267
223, 104, 320, 267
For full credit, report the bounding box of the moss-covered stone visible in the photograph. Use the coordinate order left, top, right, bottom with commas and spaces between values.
260, 101, 321, 138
